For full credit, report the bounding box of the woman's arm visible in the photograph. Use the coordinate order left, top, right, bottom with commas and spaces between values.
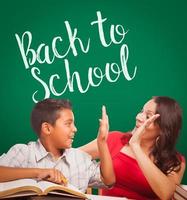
79, 139, 99, 159
129, 115, 186, 200
130, 144, 185, 200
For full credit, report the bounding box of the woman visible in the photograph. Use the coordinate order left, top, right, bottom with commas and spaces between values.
80, 96, 186, 200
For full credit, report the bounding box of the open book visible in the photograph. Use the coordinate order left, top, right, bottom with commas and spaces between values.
0, 179, 87, 199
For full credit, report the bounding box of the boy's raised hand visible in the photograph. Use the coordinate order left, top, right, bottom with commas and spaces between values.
97, 106, 109, 143
97, 106, 116, 186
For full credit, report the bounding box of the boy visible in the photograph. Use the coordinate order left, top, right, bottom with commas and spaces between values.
0, 98, 115, 192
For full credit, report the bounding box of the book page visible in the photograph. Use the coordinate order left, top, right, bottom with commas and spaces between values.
0, 179, 42, 198
37, 181, 84, 193
0, 179, 38, 192
37, 181, 87, 198
36, 181, 59, 192
0, 191, 37, 199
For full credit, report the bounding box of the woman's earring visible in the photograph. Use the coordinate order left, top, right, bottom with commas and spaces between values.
155, 136, 160, 147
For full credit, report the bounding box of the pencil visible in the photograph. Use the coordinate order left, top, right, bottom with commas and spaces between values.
61, 176, 68, 185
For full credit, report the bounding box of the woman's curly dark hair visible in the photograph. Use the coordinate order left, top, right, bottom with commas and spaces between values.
151, 96, 182, 174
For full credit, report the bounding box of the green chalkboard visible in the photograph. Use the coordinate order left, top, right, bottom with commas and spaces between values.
0, 0, 186, 183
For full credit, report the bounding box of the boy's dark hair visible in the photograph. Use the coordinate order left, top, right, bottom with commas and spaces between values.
31, 98, 72, 136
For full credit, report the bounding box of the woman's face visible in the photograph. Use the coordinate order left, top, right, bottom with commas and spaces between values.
135, 99, 160, 137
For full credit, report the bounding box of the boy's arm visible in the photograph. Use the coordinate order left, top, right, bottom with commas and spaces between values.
0, 166, 67, 184
0, 166, 40, 182
97, 106, 115, 186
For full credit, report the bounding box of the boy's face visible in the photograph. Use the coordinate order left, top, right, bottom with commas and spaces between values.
49, 109, 77, 149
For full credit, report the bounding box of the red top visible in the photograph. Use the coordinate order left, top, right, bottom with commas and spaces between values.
101, 131, 185, 200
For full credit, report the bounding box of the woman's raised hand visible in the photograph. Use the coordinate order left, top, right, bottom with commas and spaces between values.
129, 114, 160, 146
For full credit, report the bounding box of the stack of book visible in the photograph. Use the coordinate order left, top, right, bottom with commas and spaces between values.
173, 185, 187, 200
